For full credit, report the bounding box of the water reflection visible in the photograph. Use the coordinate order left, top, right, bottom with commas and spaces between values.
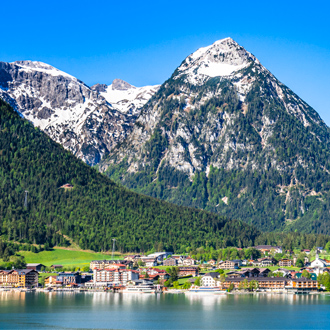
0, 292, 330, 329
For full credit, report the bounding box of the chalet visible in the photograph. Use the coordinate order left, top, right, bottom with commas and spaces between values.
237, 268, 260, 277
278, 259, 293, 267
0, 269, 38, 288
26, 263, 45, 271
258, 268, 272, 277
218, 260, 240, 270
253, 258, 276, 267
45, 276, 62, 287
302, 249, 311, 255
207, 259, 217, 266
163, 258, 177, 266
178, 267, 199, 277
139, 257, 158, 267
182, 257, 196, 266
201, 272, 220, 286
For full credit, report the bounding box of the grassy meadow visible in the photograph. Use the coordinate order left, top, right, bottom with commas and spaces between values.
19, 248, 122, 268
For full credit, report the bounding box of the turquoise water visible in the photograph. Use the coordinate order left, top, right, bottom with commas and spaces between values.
0, 292, 330, 329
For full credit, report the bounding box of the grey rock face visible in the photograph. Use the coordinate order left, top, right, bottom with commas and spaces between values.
112, 78, 134, 90
0, 61, 134, 166
91, 83, 108, 93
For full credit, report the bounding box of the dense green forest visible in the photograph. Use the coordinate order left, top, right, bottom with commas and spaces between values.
1, 98, 329, 254
103, 69, 330, 235
0, 98, 263, 253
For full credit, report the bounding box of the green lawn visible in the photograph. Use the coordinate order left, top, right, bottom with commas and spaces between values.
19, 248, 122, 268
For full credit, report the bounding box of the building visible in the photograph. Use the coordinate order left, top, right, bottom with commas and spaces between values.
0, 269, 38, 288
90, 260, 129, 270
139, 257, 158, 267
178, 267, 199, 277
218, 260, 240, 270
287, 278, 318, 292
147, 252, 173, 262
278, 259, 293, 267
163, 258, 177, 266
201, 273, 220, 286
57, 272, 81, 285
310, 255, 330, 268
124, 255, 140, 262
182, 257, 196, 266
45, 276, 62, 287
93, 269, 139, 286
26, 263, 46, 271
253, 258, 276, 267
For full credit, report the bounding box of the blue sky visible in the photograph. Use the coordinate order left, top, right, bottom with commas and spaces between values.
2, 1, 330, 124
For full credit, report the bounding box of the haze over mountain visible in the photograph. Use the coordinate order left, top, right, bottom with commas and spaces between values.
0, 61, 158, 166
99, 37, 330, 234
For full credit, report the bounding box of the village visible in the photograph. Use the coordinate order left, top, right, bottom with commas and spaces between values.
1, 245, 330, 294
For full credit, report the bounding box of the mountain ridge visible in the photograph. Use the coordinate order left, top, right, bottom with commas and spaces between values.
99, 37, 330, 234
0, 61, 158, 166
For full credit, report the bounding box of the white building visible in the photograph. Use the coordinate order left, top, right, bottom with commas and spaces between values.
201, 273, 220, 287
93, 269, 139, 286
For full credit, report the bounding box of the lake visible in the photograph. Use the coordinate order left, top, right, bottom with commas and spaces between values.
0, 292, 330, 329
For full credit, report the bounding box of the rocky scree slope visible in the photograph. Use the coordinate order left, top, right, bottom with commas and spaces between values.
100, 37, 330, 234
0, 61, 158, 165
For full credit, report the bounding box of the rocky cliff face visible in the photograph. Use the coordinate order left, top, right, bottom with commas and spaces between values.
100, 38, 330, 234
0, 61, 158, 165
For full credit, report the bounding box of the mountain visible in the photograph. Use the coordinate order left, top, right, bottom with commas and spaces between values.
91, 79, 160, 116
0, 97, 264, 252
99, 37, 330, 234
0, 61, 158, 166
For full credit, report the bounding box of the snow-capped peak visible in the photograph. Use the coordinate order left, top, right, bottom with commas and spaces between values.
176, 37, 257, 84
11, 60, 77, 80
96, 79, 160, 115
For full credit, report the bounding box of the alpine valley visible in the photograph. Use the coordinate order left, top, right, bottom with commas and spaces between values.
1, 37, 330, 236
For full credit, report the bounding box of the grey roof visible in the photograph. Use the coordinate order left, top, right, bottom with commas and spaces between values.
204, 272, 219, 278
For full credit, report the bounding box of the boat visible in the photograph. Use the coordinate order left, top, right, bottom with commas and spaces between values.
122, 284, 157, 293
186, 286, 227, 294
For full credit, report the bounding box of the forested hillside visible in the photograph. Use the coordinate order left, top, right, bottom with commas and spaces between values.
0, 98, 263, 253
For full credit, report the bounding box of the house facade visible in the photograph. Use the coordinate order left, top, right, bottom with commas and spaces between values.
0, 269, 38, 288
278, 259, 293, 267
163, 258, 177, 266
93, 269, 139, 286
178, 267, 199, 277
201, 273, 220, 286
219, 260, 240, 270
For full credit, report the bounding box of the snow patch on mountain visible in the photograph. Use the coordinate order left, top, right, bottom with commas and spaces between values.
97, 79, 160, 116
